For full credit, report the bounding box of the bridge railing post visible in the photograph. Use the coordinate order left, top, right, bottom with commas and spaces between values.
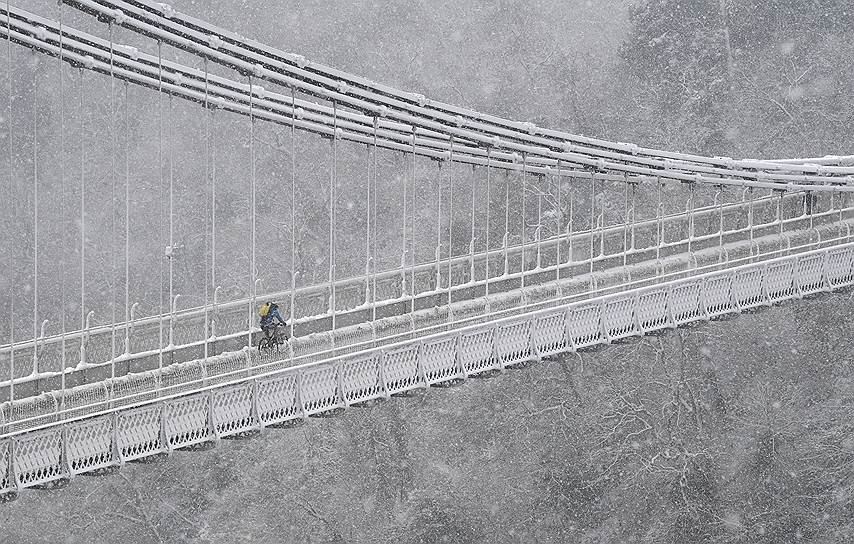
564, 307, 577, 353
250, 379, 263, 433
454, 333, 466, 381
486, 327, 501, 372
528, 320, 541, 363
762, 264, 772, 306
665, 285, 676, 328
632, 294, 645, 335
378, 350, 390, 398
295, 372, 308, 421
207, 391, 219, 446
415, 344, 428, 387
598, 301, 611, 344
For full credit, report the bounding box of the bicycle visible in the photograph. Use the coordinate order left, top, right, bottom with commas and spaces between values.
258, 323, 290, 353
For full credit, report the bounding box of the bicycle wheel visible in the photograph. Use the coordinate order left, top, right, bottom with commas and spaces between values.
258, 337, 271, 351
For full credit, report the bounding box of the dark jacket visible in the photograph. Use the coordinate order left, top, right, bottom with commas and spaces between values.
260, 306, 286, 328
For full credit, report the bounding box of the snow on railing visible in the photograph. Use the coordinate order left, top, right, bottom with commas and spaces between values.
0, 189, 840, 375
1, 230, 852, 497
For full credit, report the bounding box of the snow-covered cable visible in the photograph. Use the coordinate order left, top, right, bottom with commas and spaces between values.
109, 21, 117, 383
31, 46, 38, 379
289, 86, 296, 342
5, 0, 13, 402
157, 39, 164, 377
58, 1, 66, 408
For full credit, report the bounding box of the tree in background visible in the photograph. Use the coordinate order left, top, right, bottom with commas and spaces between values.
618, 0, 854, 158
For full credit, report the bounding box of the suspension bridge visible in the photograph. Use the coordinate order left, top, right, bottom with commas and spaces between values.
1, 1, 853, 499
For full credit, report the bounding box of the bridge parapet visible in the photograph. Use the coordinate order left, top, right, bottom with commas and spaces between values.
1, 238, 853, 498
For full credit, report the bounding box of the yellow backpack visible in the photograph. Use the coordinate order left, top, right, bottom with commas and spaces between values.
259, 303, 271, 318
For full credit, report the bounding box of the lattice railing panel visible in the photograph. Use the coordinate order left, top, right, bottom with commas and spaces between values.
14, 429, 63, 489
670, 283, 702, 324
0, 440, 10, 495
826, 248, 854, 287
384, 346, 420, 394
603, 296, 637, 340
116, 404, 164, 462
459, 330, 494, 375
733, 269, 765, 308
496, 321, 531, 367
796, 254, 825, 294
257, 374, 300, 425
766, 262, 796, 302
212, 385, 254, 438
422, 337, 458, 385
637, 290, 668, 330
532, 312, 567, 356
568, 305, 602, 348
301, 366, 340, 415
341, 354, 383, 404
66, 416, 113, 475
164, 395, 210, 449
703, 276, 732, 317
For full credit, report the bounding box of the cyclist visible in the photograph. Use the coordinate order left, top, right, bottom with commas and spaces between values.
259, 301, 287, 340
